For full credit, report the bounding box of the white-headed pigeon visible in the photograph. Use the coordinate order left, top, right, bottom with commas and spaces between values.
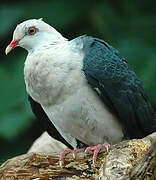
6, 19, 156, 166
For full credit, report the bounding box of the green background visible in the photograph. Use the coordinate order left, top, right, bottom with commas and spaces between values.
0, 0, 156, 164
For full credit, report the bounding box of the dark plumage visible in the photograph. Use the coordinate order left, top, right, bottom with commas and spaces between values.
82, 37, 156, 138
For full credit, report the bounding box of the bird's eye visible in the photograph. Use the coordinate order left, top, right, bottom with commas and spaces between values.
28, 27, 37, 35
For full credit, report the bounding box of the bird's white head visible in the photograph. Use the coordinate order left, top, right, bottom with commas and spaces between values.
5, 18, 66, 54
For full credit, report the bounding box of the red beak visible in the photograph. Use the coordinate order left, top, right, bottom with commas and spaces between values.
5, 40, 19, 55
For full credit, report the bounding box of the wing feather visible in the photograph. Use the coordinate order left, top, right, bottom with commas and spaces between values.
82, 37, 156, 138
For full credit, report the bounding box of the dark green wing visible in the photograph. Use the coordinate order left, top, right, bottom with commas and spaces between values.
82, 37, 156, 138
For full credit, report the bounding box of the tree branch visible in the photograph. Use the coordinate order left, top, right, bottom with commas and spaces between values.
0, 132, 156, 179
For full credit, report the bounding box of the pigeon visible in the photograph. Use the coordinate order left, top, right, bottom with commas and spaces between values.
6, 19, 156, 166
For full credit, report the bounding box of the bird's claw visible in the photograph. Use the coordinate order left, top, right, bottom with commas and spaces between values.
72, 149, 77, 159
59, 148, 77, 167
104, 143, 110, 152
85, 143, 110, 164
59, 159, 63, 168
59, 143, 110, 167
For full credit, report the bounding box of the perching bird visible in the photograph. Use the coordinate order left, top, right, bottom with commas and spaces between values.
6, 19, 156, 165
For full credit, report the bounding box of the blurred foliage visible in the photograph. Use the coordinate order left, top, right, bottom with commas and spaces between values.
0, 0, 156, 163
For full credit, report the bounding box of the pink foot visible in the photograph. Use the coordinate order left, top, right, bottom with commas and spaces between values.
59, 148, 77, 167
85, 143, 110, 164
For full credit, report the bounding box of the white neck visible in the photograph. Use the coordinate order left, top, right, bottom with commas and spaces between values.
19, 28, 68, 53
29, 37, 67, 53
24, 38, 84, 106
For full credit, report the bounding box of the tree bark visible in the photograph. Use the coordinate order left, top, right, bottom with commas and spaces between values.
0, 132, 156, 180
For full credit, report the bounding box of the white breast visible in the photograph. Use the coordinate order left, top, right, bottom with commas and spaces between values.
24, 41, 123, 147
24, 42, 84, 106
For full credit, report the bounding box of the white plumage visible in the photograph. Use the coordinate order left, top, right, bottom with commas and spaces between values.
6, 19, 124, 149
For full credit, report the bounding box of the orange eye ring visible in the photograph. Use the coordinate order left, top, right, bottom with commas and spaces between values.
28, 27, 37, 35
